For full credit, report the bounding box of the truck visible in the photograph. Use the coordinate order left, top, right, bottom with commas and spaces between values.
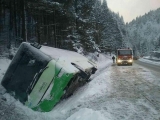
116, 48, 133, 66
1, 42, 97, 112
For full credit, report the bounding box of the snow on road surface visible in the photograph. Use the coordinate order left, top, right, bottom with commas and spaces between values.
66, 108, 106, 120
139, 57, 160, 66
0, 55, 160, 120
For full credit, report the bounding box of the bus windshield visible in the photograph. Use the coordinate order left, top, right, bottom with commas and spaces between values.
118, 50, 132, 55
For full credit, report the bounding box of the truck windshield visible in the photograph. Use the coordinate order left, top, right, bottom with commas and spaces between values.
118, 50, 132, 55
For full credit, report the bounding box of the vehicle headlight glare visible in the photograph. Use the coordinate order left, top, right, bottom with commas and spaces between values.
128, 59, 133, 62
117, 59, 122, 63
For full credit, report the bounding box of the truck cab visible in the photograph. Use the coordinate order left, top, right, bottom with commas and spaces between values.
116, 48, 133, 66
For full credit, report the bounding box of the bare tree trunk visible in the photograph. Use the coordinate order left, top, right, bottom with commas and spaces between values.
36, 15, 41, 44
37, 23, 41, 44
13, 0, 18, 46
54, 10, 57, 47
8, 0, 13, 49
21, 0, 26, 42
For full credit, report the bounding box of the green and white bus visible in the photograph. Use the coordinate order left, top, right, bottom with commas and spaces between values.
1, 42, 97, 112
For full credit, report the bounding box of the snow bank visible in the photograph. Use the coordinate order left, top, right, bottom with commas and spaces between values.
77, 53, 112, 98
139, 58, 160, 66
66, 108, 106, 120
0, 58, 11, 82
97, 53, 112, 69
77, 69, 112, 100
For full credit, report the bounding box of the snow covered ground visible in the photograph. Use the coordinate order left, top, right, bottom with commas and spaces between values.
0, 54, 160, 120
139, 57, 160, 66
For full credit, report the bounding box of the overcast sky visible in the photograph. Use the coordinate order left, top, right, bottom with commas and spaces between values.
106, 0, 160, 23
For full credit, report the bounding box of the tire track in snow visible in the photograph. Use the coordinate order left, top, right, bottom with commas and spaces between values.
132, 65, 160, 112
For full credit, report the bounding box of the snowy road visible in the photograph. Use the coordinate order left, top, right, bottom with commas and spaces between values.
63, 63, 160, 120
0, 56, 160, 120
135, 60, 160, 73
105, 64, 160, 120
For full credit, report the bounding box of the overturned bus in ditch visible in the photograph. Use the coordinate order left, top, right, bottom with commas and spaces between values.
116, 48, 133, 66
1, 42, 97, 112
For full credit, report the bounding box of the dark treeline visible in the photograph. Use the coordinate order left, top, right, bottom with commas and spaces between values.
0, 0, 126, 54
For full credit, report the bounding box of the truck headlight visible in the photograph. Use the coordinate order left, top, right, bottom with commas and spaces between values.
128, 59, 133, 62
117, 59, 122, 63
